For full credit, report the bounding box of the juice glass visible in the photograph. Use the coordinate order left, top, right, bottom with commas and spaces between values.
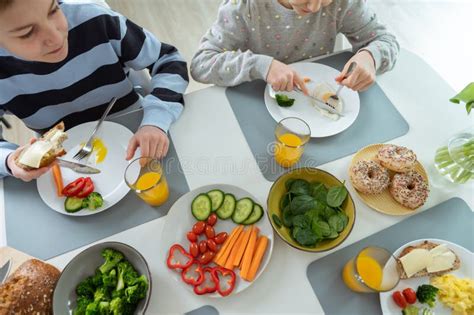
124, 157, 169, 206
274, 117, 311, 168
342, 246, 400, 293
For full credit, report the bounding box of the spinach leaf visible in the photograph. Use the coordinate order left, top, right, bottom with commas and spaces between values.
289, 179, 311, 196
272, 214, 283, 228
327, 181, 348, 208
312, 219, 332, 237
311, 182, 328, 203
328, 214, 344, 233
282, 205, 293, 227
280, 193, 291, 210
292, 214, 311, 229
305, 208, 320, 221
327, 228, 339, 239
293, 227, 319, 246
285, 179, 296, 191
338, 212, 349, 229
322, 206, 337, 221
290, 195, 315, 215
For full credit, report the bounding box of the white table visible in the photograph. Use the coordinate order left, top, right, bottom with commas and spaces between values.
1, 48, 473, 314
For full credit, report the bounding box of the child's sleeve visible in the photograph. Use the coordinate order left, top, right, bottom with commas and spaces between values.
111, 16, 189, 133
0, 112, 18, 178
338, 0, 400, 74
190, 1, 273, 86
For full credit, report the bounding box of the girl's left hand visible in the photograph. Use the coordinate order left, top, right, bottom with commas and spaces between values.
335, 50, 376, 91
126, 125, 169, 160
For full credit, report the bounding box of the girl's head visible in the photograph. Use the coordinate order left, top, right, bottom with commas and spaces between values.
0, 0, 68, 63
278, 0, 333, 16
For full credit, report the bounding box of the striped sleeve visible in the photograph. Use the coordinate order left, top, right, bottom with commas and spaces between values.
110, 17, 189, 132
0, 111, 18, 178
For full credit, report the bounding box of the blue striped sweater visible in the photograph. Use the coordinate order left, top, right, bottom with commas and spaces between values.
0, 1, 189, 177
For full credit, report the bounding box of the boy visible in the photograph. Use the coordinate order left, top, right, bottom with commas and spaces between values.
0, 0, 188, 181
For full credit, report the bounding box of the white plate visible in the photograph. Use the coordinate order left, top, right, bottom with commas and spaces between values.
264, 62, 360, 138
380, 238, 473, 314
161, 184, 274, 298
37, 121, 137, 216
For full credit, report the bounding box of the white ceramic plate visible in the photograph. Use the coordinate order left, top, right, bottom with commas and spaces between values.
264, 62, 360, 138
161, 184, 274, 298
380, 239, 473, 314
37, 121, 137, 216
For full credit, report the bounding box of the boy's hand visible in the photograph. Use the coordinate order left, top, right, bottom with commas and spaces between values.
335, 50, 376, 91
7, 139, 53, 182
266, 59, 309, 95
126, 125, 169, 160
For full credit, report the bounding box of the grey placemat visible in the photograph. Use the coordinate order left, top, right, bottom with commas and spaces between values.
226, 51, 409, 181
306, 197, 474, 315
4, 110, 189, 260
185, 306, 219, 315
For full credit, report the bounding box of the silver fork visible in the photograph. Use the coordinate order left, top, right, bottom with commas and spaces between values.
73, 97, 118, 161
330, 61, 357, 101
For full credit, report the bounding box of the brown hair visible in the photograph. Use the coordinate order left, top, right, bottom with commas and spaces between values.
0, 0, 15, 12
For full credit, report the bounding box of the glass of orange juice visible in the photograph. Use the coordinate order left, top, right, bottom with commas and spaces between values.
274, 117, 311, 168
124, 157, 169, 206
342, 246, 400, 293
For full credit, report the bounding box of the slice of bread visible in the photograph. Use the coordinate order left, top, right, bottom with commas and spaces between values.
15, 122, 68, 170
397, 240, 461, 279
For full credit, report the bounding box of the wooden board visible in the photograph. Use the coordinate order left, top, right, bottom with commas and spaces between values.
0, 246, 34, 277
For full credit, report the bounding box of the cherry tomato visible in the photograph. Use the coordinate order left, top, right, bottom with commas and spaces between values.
187, 231, 198, 242
192, 222, 206, 235
206, 213, 217, 226
402, 288, 417, 304
199, 240, 208, 254
214, 232, 228, 244
392, 291, 407, 309
198, 251, 215, 265
62, 177, 86, 197
205, 225, 215, 239
207, 239, 217, 252
76, 177, 94, 198
189, 242, 199, 258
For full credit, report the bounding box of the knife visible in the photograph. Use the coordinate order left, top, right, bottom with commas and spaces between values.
0, 259, 11, 284
57, 158, 101, 174
294, 87, 344, 117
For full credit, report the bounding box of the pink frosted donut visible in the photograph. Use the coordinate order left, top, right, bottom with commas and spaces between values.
376, 145, 417, 172
350, 160, 390, 194
390, 171, 429, 209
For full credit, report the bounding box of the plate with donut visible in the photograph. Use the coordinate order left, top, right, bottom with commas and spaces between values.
348, 144, 429, 215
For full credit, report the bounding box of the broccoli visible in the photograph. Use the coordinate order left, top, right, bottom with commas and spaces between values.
94, 287, 110, 303
98, 301, 110, 315
109, 297, 124, 315
76, 276, 95, 298
122, 302, 138, 315
91, 269, 103, 288
99, 248, 124, 274
421, 308, 434, 315
74, 296, 93, 315
402, 305, 419, 315
116, 261, 138, 291
416, 284, 439, 307
102, 269, 118, 289
124, 275, 148, 304
85, 192, 104, 210
275, 94, 295, 107
85, 301, 100, 315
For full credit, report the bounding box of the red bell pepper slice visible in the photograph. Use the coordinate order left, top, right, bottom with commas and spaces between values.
193, 267, 218, 295
167, 244, 193, 270
62, 177, 86, 197
211, 266, 236, 297
181, 261, 204, 286
76, 177, 94, 198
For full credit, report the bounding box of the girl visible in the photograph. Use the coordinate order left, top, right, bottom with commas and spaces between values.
191, 0, 399, 94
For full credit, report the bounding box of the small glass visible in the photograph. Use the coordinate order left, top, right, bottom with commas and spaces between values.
124, 157, 169, 206
274, 117, 311, 168
342, 246, 400, 293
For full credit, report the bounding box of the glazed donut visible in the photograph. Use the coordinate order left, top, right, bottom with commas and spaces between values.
390, 171, 429, 209
376, 145, 417, 172
350, 160, 390, 194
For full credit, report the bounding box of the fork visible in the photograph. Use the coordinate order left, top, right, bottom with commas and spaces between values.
73, 97, 118, 161
330, 61, 357, 102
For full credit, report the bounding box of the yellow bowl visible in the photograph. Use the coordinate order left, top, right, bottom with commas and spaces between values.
267, 167, 356, 252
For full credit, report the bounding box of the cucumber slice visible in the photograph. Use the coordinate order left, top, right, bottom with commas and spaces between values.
191, 194, 212, 221
242, 203, 264, 225
65, 197, 84, 213
232, 198, 254, 224
216, 194, 236, 220
207, 189, 225, 211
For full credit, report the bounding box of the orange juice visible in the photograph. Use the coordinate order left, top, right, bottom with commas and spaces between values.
342, 255, 383, 292
274, 133, 303, 167
135, 172, 169, 206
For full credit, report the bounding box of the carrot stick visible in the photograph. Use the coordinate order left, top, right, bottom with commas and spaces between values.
214, 225, 243, 265
239, 226, 258, 280
224, 227, 247, 269
245, 236, 269, 282
52, 164, 63, 197
232, 225, 253, 267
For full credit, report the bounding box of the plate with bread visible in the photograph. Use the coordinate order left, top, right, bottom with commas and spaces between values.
34, 121, 137, 216
349, 144, 429, 216
380, 239, 473, 315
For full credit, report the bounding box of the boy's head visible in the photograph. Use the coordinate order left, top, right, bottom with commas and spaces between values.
279, 0, 333, 16
0, 0, 68, 63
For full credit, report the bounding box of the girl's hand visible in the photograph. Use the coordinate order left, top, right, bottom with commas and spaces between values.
126, 125, 169, 160
7, 139, 53, 182
266, 59, 309, 94
335, 50, 376, 91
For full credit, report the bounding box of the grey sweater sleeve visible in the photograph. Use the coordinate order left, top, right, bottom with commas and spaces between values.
190, 1, 273, 86
338, 0, 400, 74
